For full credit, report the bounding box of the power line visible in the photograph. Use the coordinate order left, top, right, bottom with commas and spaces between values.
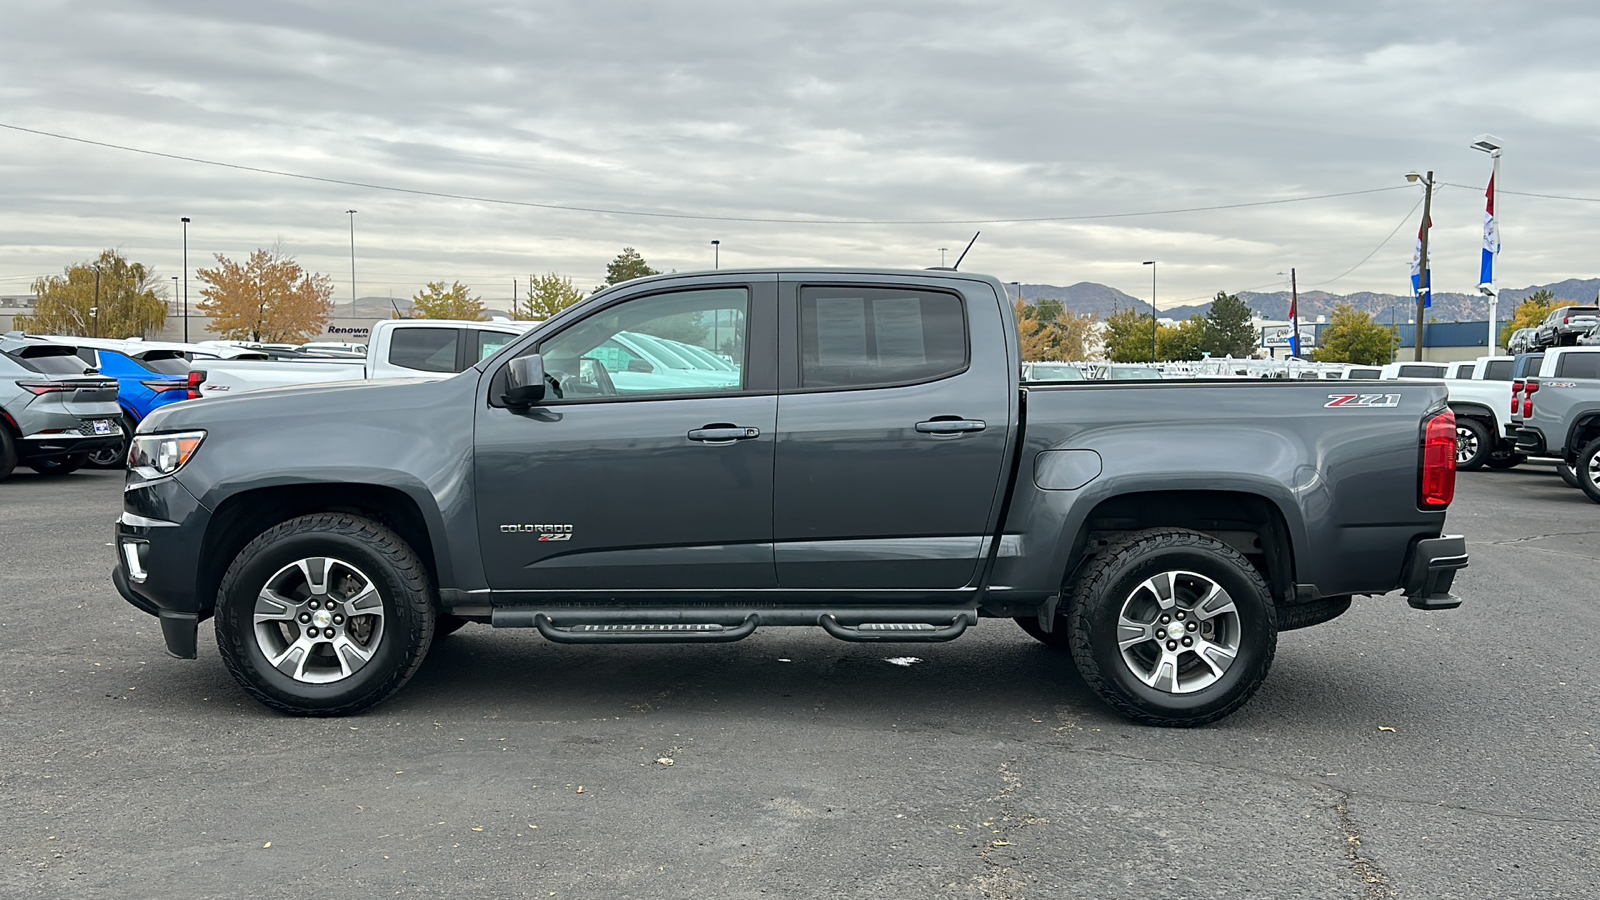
1, 121, 1409, 226
1441, 181, 1600, 203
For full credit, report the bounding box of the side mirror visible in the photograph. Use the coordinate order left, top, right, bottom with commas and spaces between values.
503, 354, 546, 408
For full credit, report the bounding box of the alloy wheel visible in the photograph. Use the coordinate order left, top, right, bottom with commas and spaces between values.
253, 556, 386, 684
1116, 570, 1241, 694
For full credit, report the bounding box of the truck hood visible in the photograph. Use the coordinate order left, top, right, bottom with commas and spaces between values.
139, 375, 453, 434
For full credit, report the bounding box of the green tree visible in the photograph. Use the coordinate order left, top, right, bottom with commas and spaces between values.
1103, 308, 1158, 362
410, 281, 487, 320
599, 247, 660, 291
1500, 289, 1556, 347
1203, 291, 1256, 358
16, 250, 167, 338
1158, 316, 1208, 361
523, 272, 586, 320
196, 245, 333, 342
1315, 303, 1398, 365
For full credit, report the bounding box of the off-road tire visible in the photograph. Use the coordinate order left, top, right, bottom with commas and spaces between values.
28, 454, 87, 476
1454, 418, 1492, 471
1278, 595, 1353, 631
1576, 437, 1600, 505
215, 513, 436, 716
1067, 528, 1278, 727
1014, 614, 1072, 649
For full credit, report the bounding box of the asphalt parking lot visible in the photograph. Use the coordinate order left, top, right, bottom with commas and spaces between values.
2, 465, 1596, 899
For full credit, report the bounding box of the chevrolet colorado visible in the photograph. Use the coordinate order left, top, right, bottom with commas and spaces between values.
114, 269, 1467, 726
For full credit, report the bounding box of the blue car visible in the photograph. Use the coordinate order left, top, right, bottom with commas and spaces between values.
41, 339, 202, 468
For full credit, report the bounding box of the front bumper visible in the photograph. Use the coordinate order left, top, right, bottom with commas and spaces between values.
1401, 534, 1467, 610
113, 474, 213, 657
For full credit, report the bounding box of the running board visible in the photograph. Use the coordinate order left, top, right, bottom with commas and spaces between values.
488, 606, 978, 644
819, 615, 970, 643
533, 613, 758, 644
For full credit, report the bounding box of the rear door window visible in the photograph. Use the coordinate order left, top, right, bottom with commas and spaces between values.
389, 327, 461, 373
475, 330, 518, 364
1555, 352, 1600, 379
798, 286, 967, 390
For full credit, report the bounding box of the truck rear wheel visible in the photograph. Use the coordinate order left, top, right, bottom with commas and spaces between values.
1484, 452, 1525, 470
1454, 418, 1491, 470
1067, 528, 1277, 727
214, 513, 436, 716
1576, 438, 1600, 505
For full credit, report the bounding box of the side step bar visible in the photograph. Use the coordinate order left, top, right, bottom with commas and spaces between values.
489, 607, 977, 644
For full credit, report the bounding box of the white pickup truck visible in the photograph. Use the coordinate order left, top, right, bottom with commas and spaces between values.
1376, 357, 1518, 469
193, 319, 535, 397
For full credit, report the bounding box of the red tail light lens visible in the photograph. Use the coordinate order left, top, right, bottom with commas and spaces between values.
1523, 380, 1539, 418
15, 381, 77, 395
1511, 379, 1523, 415
1421, 410, 1457, 508
186, 370, 206, 400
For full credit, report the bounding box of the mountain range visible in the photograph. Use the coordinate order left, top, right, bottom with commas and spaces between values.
1006, 278, 1600, 324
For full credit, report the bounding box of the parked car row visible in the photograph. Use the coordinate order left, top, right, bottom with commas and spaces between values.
0, 336, 125, 481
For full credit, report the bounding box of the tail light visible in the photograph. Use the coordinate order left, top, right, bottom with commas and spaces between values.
1511, 379, 1523, 415
1421, 410, 1457, 508
1564, 316, 1571, 324
138, 371, 206, 400
1523, 379, 1539, 418
15, 381, 78, 395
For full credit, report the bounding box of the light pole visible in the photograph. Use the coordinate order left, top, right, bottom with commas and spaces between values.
939, 247, 948, 267
346, 210, 358, 318
1143, 260, 1157, 363
1471, 134, 1504, 354
711, 239, 720, 270
91, 264, 101, 338
180, 217, 191, 342
1405, 172, 1434, 361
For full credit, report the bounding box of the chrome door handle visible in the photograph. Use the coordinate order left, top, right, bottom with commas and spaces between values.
688, 425, 761, 443
915, 418, 986, 434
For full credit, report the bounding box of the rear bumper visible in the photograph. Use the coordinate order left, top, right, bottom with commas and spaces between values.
1401, 534, 1467, 610
17, 430, 122, 461
1512, 426, 1547, 455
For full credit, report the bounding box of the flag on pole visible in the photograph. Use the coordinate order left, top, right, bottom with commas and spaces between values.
1288, 274, 1300, 358
1410, 216, 1432, 308
1480, 174, 1499, 288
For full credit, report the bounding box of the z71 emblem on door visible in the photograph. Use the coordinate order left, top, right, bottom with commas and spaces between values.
500, 523, 574, 541
1325, 393, 1402, 409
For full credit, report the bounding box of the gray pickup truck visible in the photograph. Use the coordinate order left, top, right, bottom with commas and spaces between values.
113, 269, 1467, 726
1510, 353, 1600, 502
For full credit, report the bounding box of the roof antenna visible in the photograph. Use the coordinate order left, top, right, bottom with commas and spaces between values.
951, 231, 981, 270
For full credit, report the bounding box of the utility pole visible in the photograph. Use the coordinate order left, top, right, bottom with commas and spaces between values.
1413, 171, 1433, 361
1143, 260, 1157, 363
181, 217, 190, 342
346, 210, 358, 318
512, 280, 518, 319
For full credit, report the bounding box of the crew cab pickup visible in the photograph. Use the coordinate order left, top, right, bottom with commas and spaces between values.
114, 269, 1467, 727
192, 319, 535, 395
1509, 348, 1600, 501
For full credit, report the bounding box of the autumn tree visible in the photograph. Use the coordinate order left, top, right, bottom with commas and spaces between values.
598, 247, 660, 291
1158, 316, 1209, 361
524, 273, 587, 320
16, 250, 167, 338
1203, 291, 1257, 358
411, 281, 487, 320
1016, 297, 1095, 360
196, 246, 333, 343
1102, 308, 1159, 363
1315, 304, 1398, 365
1500, 289, 1556, 347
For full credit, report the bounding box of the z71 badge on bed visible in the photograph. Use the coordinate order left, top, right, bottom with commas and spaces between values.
1325, 393, 1402, 409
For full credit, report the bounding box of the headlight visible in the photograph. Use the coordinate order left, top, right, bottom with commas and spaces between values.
128, 431, 206, 477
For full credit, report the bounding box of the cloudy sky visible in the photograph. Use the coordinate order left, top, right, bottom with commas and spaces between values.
3, 0, 1599, 310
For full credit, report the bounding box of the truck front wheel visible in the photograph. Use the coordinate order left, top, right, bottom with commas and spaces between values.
214, 513, 437, 716
1576, 437, 1600, 505
1067, 528, 1277, 727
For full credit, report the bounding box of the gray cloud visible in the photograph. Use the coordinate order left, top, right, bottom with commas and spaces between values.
3, 0, 1599, 307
